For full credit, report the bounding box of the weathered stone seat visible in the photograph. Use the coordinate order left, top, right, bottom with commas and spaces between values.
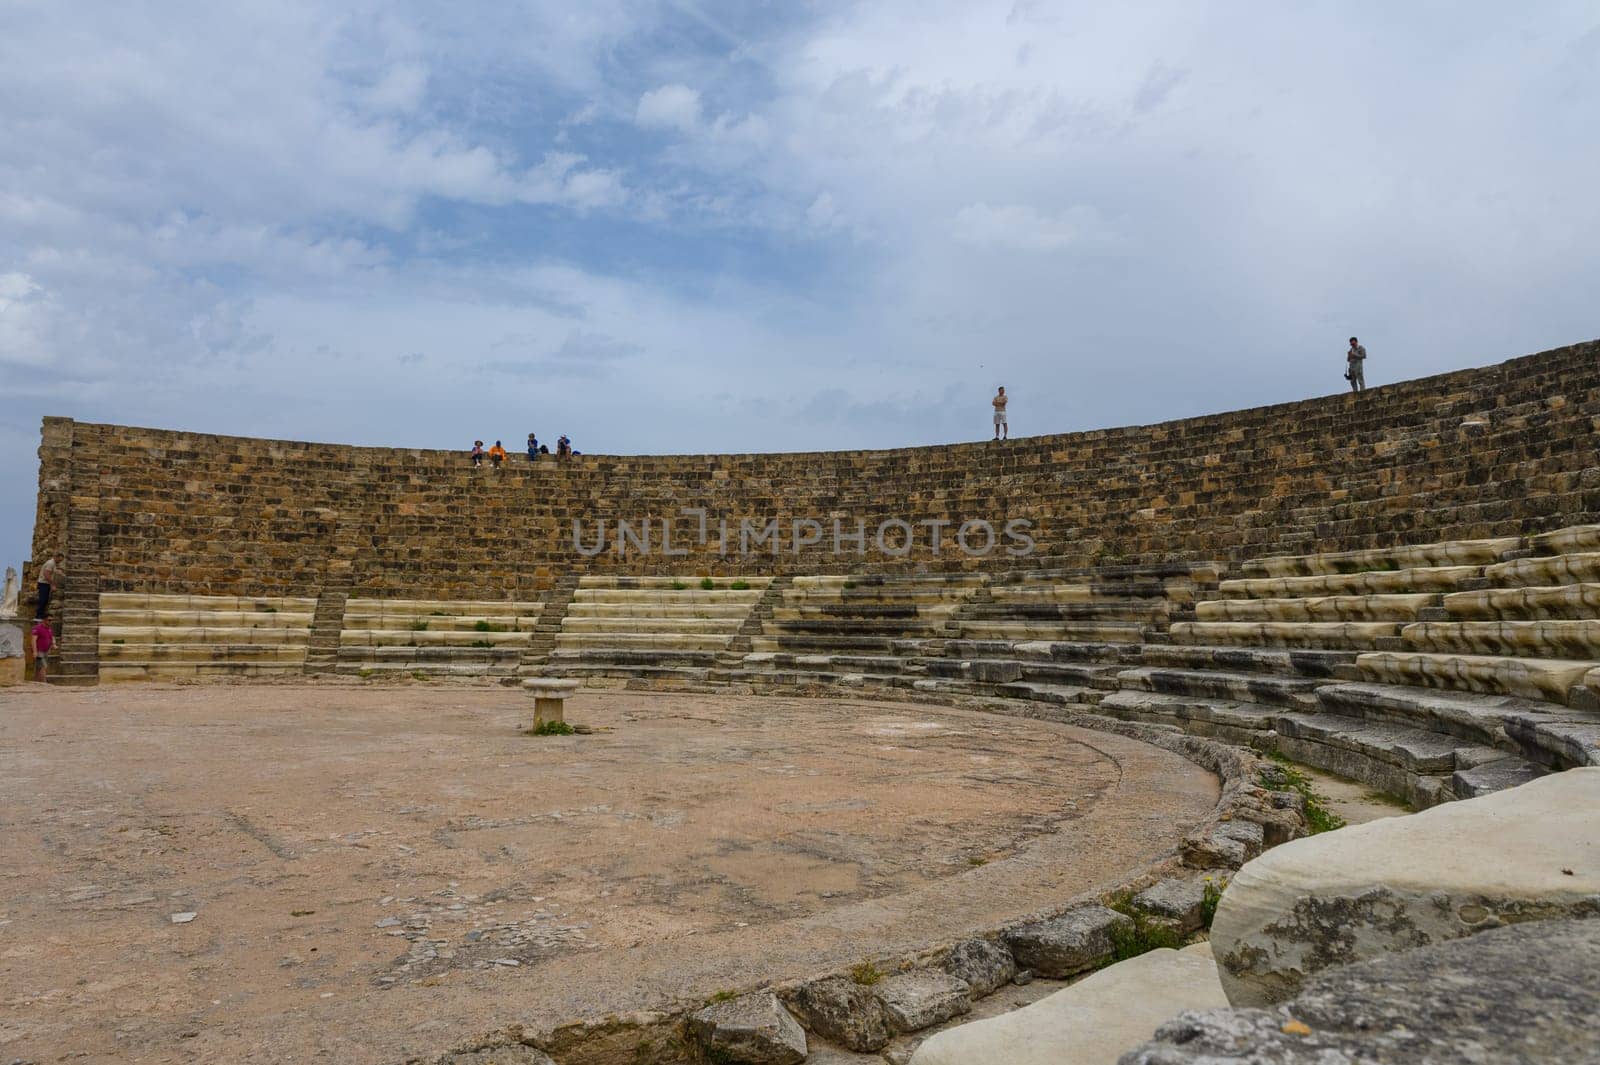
1357, 649, 1599, 705
98, 592, 315, 682
1441, 583, 1600, 619
1196, 593, 1435, 623
1171, 620, 1401, 650
1117, 666, 1323, 709
1242, 536, 1520, 579
1402, 619, 1600, 658
1218, 565, 1482, 599
335, 598, 541, 678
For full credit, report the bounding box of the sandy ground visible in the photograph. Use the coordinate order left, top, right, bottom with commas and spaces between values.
0, 684, 1219, 1064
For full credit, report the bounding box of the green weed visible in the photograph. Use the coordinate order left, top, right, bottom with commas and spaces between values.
1106, 892, 1183, 960
729, 580, 750, 590
410, 620, 429, 631
1263, 753, 1348, 834
672, 580, 688, 590
848, 962, 883, 986
531, 720, 575, 736
700, 577, 715, 590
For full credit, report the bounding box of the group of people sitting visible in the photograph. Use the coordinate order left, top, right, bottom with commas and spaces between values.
471, 434, 574, 468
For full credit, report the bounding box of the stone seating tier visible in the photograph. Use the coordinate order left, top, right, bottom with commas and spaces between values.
334, 597, 543, 678
97, 592, 316, 682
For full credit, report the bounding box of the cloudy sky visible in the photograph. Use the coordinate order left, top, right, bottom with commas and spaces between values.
3, 1, 1598, 569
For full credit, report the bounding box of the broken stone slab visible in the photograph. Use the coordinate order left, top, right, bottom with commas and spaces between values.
1003, 904, 1132, 979
781, 975, 891, 1052
911, 943, 1225, 1065
874, 970, 971, 1033
1210, 767, 1600, 1006
939, 937, 1017, 997
1131, 878, 1209, 934
1180, 819, 1264, 870
1120, 918, 1600, 1064
686, 991, 807, 1065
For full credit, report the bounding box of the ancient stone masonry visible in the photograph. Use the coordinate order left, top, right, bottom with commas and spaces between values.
28, 340, 1600, 610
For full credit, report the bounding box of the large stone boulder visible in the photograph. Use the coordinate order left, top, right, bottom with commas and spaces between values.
687, 991, 807, 1065
874, 970, 971, 1033
939, 937, 1016, 997
781, 975, 891, 1052
1120, 917, 1600, 1064
1210, 767, 1600, 1006
910, 943, 1225, 1065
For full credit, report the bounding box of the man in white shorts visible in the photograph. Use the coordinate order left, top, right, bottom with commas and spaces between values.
992, 386, 1008, 440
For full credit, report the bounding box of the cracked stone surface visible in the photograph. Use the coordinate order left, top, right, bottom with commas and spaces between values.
1121, 918, 1600, 1064
688, 991, 807, 1065
0, 684, 1218, 1064
1211, 767, 1600, 1005
1003, 904, 1133, 979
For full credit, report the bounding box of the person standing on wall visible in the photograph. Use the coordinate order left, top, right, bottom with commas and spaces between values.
35, 552, 61, 619
992, 386, 1008, 441
1346, 337, 1367, 393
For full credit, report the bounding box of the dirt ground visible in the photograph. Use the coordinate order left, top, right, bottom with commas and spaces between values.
0, 684, 1219, 1064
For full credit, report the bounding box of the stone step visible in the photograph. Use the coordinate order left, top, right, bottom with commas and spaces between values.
1313, 681, 1595, 757
1271, 711, 1513, 807
1217, 565, 1483, 600
749, 634, 936, 655
1242, 536, 1521, 579
100, 662, 306, 683
553, 632, 733, 651
1441, 583, 1600, 620
548, 648, 722, 667
960, 600, 1170, 622
766, 618, 948, 636
336, 646, 523, 664
340, 630, 532, 647
573, 589, 765, 604
985, 580, 1200, 603
98, 643, 308, 664
1487, 551, 1600, 588
341, 614, 540, 632
564, 603, 753, 619
1170, 621, 1402, 650
939, 639, 1136, 664
743, 651, 912, 675
1357, 650, 1600, 706
560, 616, 745, 634
99, 625, 311, 646
533, 664, 714, 686
1116, 666, 1324, 709
335, 662, 518, 677
1527, 524, 1600, 555
342, 597, 541, 617
1137, 643, 1357, 679
1196, 593, 1437, 623
1095, 689, 1282, 744
98, 609, 316, 628
1402, 620, 1600, 658
956, 620, 1148, 643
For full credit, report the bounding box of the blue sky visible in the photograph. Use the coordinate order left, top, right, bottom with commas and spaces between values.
3, 1, 1599, 572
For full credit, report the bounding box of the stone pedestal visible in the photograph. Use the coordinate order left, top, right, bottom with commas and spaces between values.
0, 619, 24, 686
521, 677, 581, 729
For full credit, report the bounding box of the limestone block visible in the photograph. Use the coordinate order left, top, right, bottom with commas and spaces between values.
1196, 594, 1433, 623
1121, 918, 1600, 1065
1170, 621, 1399, 651
1357, 650, 1597, 705
1181, 819, 1264, 870
781, 975, 891, 1052
1487, 550, 1600, 587
1528, 523, 1600, 555
1003, 904, 1133, 979
1209, 768, 1600, 1006
1442, 583, 1600, 620
939, 937, 1016, 997
874, 970, 971, 1033
910, 944, 1225, 1065
1132, 878, 1208, 934
1402, 619, 1600, 658
687, 991, 807, 1065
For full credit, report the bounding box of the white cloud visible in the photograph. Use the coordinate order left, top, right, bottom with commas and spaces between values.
636, 84, 703, 133
951, 203, 1114, 252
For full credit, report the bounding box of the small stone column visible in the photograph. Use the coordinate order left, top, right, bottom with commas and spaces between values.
521, 677, 580, 730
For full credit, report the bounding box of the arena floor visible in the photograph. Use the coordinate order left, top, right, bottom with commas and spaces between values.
0, 684, 1220, 1063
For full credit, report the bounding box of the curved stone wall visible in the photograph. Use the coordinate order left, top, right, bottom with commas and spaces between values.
29, 338, 1600, 605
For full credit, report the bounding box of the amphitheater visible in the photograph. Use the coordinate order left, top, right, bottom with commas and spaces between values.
7, 338, 1600, 1064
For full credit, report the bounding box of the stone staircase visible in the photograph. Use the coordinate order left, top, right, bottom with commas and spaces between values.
517, 574, 581, 675
51, 501, 102, 685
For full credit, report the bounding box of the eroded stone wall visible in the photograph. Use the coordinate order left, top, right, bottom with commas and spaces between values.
29, 339, 1600, 602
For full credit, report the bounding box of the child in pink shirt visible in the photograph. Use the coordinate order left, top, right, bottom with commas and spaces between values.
31, 620, 53, 682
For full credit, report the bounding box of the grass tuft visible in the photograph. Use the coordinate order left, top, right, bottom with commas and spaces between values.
1106, 892, 1183, 960
1263, 753, 1348, 834
700, 577, 715, 590
672, 580, 688, 590
410, 620, 429, 631
530, 720, 575, 736
848, 962, 883, 986
729, 580, 750, 590
1200, 876, 1226, 929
